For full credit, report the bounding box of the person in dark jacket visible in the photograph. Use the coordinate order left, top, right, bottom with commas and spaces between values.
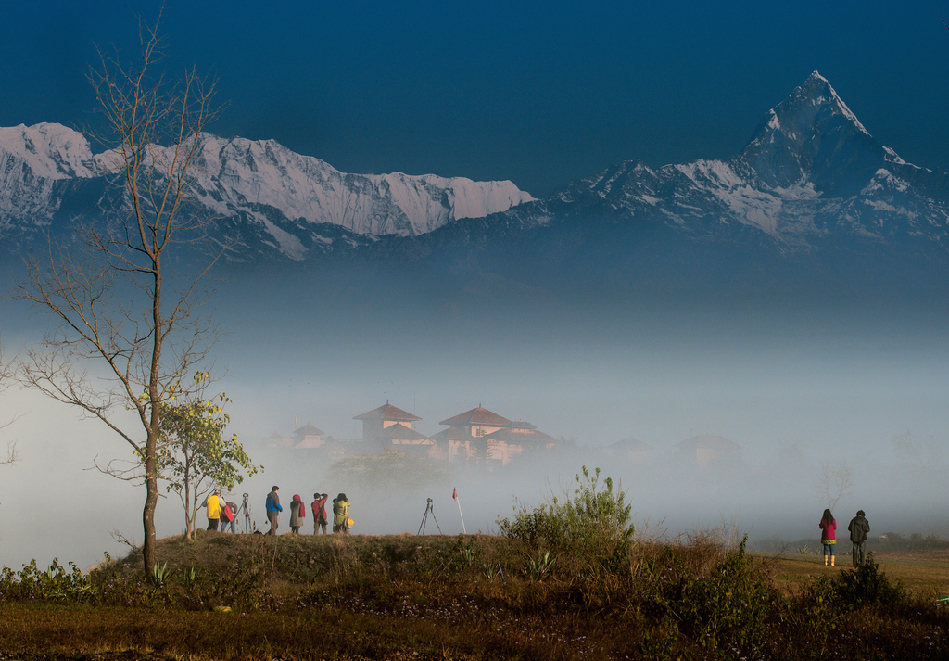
311, 492, 329, 535
848, 509, 870, 567
265, 486, 283, 536
819, 508, 837, 567
289, 494, 306, 533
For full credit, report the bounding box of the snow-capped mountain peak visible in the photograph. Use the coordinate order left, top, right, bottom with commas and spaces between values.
122, 131, 535, 240
0, 122, 96, 180
740, 71, 890, 194
1, 123, 535, 255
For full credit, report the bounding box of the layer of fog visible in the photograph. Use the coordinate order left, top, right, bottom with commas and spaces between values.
2, 280, 948, 570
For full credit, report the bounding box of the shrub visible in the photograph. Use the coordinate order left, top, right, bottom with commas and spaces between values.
496, 465, 634, 578
830, 553, 905, 608
671, 537, 779, 653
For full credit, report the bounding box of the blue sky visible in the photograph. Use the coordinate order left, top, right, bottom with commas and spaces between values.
2, 1, 949, 196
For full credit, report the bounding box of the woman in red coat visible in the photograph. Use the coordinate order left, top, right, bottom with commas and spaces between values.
819, 508, 837, 566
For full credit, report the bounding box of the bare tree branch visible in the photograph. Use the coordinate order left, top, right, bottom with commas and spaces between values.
817, 460, 854, 511
0, 339, 22, 466
12, 8, 224, 570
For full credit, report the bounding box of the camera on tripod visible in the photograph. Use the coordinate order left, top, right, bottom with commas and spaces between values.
417, 496, 441, 535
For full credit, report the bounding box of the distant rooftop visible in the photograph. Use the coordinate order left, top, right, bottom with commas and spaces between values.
439, 406, 512, 428
353, 402, 422, 422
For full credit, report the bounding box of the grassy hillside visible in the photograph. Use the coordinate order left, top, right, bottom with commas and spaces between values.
1, 528, 948, 660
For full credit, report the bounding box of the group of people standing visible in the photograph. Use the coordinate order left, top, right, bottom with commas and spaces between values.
819, 508, 871, 567
200, 489, 237, 532
265, 486, 351, 536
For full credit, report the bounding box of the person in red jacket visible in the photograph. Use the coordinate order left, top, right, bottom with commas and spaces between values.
819, 508, 837, 566
311, 492, 329, 535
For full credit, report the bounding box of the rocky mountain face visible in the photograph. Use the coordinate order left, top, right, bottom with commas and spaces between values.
0, 122, 534, 260
393, 71, 949, 304
546, 72, 949, 251
2, 72, 949, 306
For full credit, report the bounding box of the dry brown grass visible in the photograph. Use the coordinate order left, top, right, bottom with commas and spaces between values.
756, 549, 949, 598
3, 532, 949, 660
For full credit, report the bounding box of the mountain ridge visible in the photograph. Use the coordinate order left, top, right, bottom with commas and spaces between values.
2, 73, 949, 305
0, 122, 535, 257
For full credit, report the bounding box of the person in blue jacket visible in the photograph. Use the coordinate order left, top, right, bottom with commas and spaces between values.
265, 486, 283, 535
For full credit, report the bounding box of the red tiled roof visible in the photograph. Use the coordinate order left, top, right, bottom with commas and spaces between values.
483, 425, 557, 444
353, 403, 422, 422
383, 424, 430, 441
430, 426, 471, 441
294, 424, 324, 437
439, 407, 511, 428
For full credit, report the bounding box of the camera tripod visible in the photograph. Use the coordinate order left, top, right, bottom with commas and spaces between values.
417, 497, 442, 535
234, 493, 256, 533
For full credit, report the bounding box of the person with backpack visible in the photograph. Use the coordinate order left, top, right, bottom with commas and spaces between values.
848, 509, 870, 567
201, 488, 224, 531
265, 486, 283, 535
333, 492, 351, 534
221, 500, 237, 533
289, 494, 306, 533
311, 492, 329, 535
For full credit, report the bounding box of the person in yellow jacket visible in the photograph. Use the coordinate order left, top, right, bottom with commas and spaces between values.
333, 493, 351, 534
201, 488, 224, 531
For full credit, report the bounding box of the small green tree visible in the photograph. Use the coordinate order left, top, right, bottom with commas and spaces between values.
158, 372, 261, 539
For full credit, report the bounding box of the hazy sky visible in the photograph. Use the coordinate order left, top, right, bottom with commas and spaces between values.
2, 1, 949, 196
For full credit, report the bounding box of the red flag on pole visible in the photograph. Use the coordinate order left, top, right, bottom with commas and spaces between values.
453, 488, 466, 533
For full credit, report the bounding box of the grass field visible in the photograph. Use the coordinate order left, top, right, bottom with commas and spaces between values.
1, 532, 948, 660
760, 549, 949, 597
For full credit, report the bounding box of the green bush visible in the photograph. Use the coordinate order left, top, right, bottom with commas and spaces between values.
496, 466, 634, 577
0, 558, 92, 602
830, 553, 905, 608
672, 537, 778, 653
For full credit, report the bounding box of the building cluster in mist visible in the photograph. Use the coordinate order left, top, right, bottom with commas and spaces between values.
267, 402, 558, 467
264, 400, 743, 471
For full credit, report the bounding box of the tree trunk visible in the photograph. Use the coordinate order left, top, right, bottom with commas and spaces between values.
142, 429, 159, 570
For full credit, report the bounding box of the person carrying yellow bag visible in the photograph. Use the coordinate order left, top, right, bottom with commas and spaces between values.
333, 493, 351, 534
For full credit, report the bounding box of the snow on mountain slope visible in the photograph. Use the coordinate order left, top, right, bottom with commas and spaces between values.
550, 71, 949, 249
0, 123, 97, 231
1, 123, 534, 256
158, 134, 534, 239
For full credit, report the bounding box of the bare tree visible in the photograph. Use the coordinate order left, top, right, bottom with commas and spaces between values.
0, 338, 20, 466
817, 460, 854, 512
14, 10, 222, 569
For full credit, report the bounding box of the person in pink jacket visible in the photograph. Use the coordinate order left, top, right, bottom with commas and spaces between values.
819, 508, 837, 566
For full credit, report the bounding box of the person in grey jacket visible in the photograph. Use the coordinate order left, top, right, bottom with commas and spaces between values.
848, 509, 870, 567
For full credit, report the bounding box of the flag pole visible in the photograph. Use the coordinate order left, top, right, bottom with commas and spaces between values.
453, 488, 466, 534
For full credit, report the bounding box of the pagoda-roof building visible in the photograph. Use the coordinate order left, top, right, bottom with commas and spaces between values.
292, 423, 325, 449
354, 403, 422, 423
439, 406, 511, 428
353, 401, 422, 449
483, 421, 557, 445
383, 423, 432, 444
294, 424, 324, 437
